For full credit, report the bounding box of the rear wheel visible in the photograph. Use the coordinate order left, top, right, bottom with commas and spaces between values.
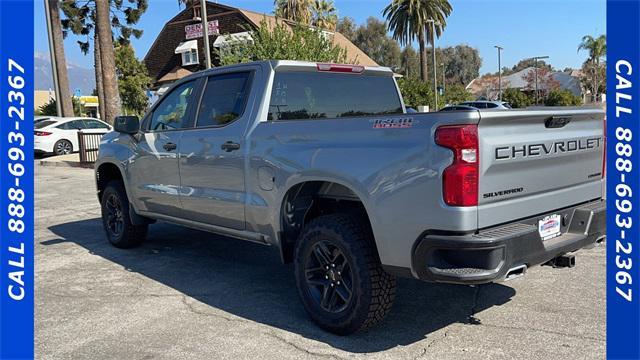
53, 139, 72, 155
101, 181, 147, 248
294, 214, 396, 335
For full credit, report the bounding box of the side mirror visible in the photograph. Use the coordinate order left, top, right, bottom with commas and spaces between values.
114, 116, 140, 134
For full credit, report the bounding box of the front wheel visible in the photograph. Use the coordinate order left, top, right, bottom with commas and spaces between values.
100, 180, 147, 248
294, 214, 396, 335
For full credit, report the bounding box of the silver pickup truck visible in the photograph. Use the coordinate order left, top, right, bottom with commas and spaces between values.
95, 60, 606, 334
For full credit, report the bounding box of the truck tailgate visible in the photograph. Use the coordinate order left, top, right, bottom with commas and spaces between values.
477, 109, 605, 228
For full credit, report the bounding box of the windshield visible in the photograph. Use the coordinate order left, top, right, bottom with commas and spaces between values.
35, 120, 57, 129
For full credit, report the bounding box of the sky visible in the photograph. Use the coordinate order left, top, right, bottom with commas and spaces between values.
34, 0, 606, 76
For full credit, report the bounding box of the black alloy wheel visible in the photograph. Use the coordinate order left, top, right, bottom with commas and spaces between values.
104, 193, 125, 238
304, 240, 354, 313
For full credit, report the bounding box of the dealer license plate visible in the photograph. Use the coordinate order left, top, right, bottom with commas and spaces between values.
538, 214, 562, 241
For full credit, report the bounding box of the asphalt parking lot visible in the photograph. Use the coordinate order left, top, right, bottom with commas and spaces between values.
36, 164, 605, 360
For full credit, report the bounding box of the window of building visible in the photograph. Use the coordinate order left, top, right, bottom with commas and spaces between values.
181, 48, 199, 66
196, 72, 252, 127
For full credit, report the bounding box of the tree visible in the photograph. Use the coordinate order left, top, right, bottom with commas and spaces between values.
274, 0, 312, 24
311, 0, 338, 30
46, 0, 74, 117
442, 84, 474, 105
37, 97, 83, 116
61, 0, 147, 120
545, 89, 582, 106
578, 34, 606, 102
502, 88, 532, 108
581, 59, 606, 99
218, 19, 349, 66
351, 17, 401, 70
336, 17, 356, 40
384, 0, 452, 82
522, 67, 560, 102
500, 59, 552, 76
115, 45, 152, 116
401, 46, 420, 78
438, 45, 481, 86
95, 0, 121, 124
397, 78, 471, 109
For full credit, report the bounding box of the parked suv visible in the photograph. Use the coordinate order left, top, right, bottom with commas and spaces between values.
95, 61, 605, 334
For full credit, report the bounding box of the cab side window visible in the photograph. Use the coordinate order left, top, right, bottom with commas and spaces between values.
149, 80, 197, 131
196, 72, 252, 127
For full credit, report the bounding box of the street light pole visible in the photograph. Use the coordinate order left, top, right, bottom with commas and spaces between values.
529, 55, 549, 105
427, 20, 440, 110
200, 0, 212, 69
494, 45, 503, 101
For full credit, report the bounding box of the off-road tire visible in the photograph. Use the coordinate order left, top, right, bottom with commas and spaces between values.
100, 180, 147, 248
294, 214, 396, 335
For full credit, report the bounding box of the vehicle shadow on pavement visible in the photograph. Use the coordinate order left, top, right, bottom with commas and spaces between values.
47, 218, 516, 353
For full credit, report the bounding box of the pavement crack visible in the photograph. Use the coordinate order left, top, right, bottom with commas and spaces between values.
262, 332, 349, 360
478, 323, 605, 342
180, 296, 349, 360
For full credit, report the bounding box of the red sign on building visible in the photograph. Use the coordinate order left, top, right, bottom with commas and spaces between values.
185, 20, 220, 39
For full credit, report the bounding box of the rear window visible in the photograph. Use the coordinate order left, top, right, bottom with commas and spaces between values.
268, 72, 403, 121
35, 120, 56, 129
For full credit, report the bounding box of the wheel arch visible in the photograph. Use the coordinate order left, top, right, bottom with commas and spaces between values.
277, 179, 378, 264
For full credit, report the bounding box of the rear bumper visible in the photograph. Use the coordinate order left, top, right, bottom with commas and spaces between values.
411, 199, 606, 284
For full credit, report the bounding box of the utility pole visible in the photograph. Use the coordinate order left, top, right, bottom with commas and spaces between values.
529, 55, 549, 105
200, 0, 212, 69
44, 0, 62, 116
494, 45, 503, 101
427, 20, 440, 110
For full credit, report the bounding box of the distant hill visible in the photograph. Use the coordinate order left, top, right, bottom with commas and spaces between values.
35, 52, 96, 95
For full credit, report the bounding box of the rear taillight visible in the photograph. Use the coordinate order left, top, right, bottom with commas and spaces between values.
34, 131, 52, 136
435, 124, 479, 206
317, 63, 365, 73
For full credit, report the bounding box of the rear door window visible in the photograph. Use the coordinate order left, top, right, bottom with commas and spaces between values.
268, 72, 403, 120
196, 72, 252, 127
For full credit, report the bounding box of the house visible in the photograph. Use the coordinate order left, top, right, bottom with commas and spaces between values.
143, 1, 378, 94
466, 67, 583, 101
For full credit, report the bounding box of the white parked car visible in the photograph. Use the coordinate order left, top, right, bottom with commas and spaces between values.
34, 117, 112, 156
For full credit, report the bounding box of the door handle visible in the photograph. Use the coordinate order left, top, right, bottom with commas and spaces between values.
163, 142, 177, 151
221, 141, 240, 152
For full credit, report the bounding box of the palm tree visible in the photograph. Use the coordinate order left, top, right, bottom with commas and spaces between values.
95, 0, 121, 123
312, 0, 338, 30
274, 0, 312, 25
384, 0, 452, 82
578, 34, 606, 102
46, 0, 74, 117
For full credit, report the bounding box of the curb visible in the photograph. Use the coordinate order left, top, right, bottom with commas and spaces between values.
39, 160, 94, 169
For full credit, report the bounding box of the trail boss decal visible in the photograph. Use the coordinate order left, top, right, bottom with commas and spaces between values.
372, 117, 413, 129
